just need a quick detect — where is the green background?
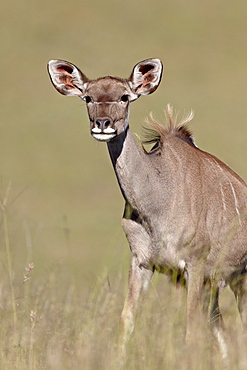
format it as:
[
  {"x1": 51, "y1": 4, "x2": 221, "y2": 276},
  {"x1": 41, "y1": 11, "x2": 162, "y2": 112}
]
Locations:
[
  {"x1": 1, "y1": 0, "x2": 246, "y2": 276},
  {"x1": 0, "y1": 1, "x2": 247, "y2": 367}
]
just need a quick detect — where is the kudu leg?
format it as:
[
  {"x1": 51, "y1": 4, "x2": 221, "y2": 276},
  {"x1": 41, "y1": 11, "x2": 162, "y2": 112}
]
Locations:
[
  {"x1": 207, "y1": 285, "x2": 228, "y2": 361},
  {"x1": 185, "y1": 263, "x2": 204, "y2": 342},
  {"x1": 119, "y1": 256, "x2": 153, "y2": 362},
  {"x1": 119, "y1": 215, "x2": 153, "y2": 359},
  {"x1": 187, "y1": 269, "x2": 228, "y2": 361},
  {"x1": 231, "y1": 272, "x2": 247, "y2": 327}
]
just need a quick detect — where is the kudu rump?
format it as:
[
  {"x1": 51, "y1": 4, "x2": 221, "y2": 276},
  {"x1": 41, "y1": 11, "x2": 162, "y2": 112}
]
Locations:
[{"x1": 48, "y1": 58, "x2": 247, "y2": 357}]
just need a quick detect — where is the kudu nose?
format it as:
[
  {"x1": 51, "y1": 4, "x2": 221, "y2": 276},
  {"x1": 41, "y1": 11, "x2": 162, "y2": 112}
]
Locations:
[{"x1": 95, "y1": 118, "x2": 111, "y2": 131}]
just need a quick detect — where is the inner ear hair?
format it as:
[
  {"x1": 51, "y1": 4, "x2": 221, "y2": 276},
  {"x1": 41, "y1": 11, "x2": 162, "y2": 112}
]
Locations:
[{"x1": 139, "y1": 63, "x2": 155, "y2": 76}]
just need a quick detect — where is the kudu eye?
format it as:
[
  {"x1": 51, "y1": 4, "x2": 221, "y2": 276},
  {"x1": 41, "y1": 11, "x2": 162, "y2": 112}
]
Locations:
[
  {"x1": 120, "y1": 95, "x2": 129, "y2": 102},
  {"x1": 84, "y1": 96, "x2": 92, "y2": 103}
]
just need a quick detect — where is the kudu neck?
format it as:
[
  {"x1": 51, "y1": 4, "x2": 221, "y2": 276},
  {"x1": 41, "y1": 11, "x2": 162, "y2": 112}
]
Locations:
[
  {"x1": 107, "y1": 125, "x2": 148, "y2": 201},
  {"x1": 107, "y1": 125, "x2": 144, "y2": 168}
]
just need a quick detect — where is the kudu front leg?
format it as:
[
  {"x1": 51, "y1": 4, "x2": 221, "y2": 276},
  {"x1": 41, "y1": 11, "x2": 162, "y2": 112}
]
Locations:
[
  {"x1": 119, "y1": 216, "x2": 153, "y2": 363},
  {"x1": 119, "y1": 256, "x2": 153, "y2": 361},
  {"x1": 185, "y1": 262, "x2": 205, "y2": 343}
]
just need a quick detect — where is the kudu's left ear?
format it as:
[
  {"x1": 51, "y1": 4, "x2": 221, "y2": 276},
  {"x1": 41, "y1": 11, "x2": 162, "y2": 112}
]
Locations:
[
  {"x1": 128, "y1": 58, "x2": 163, "y2": 100},
  {"x1": 47, "y1": 60, "x2": 89, "y2": 97}
]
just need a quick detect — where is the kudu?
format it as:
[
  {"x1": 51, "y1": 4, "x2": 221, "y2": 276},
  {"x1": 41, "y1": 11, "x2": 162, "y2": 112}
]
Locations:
[{"x1": 48, "y1": 58, "x2": 247, "y2": 359}]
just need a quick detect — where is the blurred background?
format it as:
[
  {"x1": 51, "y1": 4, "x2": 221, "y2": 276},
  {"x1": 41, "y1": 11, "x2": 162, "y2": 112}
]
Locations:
[{"x1": 1, "y1": 0, "x2": 247, "y2": 294}]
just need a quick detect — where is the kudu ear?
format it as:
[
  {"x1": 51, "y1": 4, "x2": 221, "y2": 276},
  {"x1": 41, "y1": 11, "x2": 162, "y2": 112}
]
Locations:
[
  {"x1": 47, "y1": 60, "x2": 89, "y2": 96},
  {"x1": 128, "y1": 58, "x2": 163, "y2": 100}
]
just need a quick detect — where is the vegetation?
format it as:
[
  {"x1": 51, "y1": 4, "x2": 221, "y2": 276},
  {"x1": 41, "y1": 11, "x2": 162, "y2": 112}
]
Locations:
[{"x1": 0, "y1": 0, "x2": 247, "y2": 368}]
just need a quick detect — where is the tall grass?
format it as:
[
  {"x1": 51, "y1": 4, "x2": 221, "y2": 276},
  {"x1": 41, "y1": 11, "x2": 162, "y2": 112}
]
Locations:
[
  {"x1": 0, "y1": 182, "x2": 18, "y2": 331},
  {"x1": 0, "y1": 191, "x2": 246, "y2": 370}
]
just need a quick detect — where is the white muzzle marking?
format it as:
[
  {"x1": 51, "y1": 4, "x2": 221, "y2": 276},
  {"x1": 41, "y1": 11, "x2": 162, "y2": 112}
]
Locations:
[
  {"x1": 92, "y1": 133, "x2": 116, "y2": 141},
  {"x1": 103, "y1": 127, "x2": 116, "y2": 134},
  {"x1": 91, "y1": 126, "x2": 116, "y2": 141},
  {"x1": 92, "y1": 127, "x2": 102, "y2": 134}
]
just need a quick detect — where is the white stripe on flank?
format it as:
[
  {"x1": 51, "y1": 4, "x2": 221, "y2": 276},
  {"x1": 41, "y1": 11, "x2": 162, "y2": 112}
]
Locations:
[
  {"x1": 220, "y1": 183, "x2": 227, "y2": 212},
  {"x1": 229, "y1": 182, "x2": 242, "y2": 225}
]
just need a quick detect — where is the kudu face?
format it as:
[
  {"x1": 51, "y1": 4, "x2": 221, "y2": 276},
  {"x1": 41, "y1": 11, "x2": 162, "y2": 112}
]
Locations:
[{"x1": 47, "y1": 59, "x2": 163, "y2": 141}]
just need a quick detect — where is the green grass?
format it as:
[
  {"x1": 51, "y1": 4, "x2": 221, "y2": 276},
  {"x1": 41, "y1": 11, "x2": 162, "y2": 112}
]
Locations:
[{"x1": 0, "y1": 0, "x2": 247, "y2": 368}]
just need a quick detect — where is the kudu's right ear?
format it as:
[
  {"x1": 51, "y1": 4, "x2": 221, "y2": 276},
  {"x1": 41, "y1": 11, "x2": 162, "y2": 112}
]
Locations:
[
  {"x1": 128, "y1": 58, "x2": 163, "y2": 100},
  {"x1": 47, "y1": 60, "x2": 89, "y2": 96}
]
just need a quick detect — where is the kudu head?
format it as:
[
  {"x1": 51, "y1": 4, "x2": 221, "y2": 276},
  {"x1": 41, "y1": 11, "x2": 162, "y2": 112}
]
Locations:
[{"x1": 47, "y1": 58, "x2": 163, "y2": 142}]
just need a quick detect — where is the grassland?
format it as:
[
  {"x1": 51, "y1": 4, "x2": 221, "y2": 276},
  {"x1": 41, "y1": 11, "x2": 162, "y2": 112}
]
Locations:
[{"x1": 0, "y1": 0, "x2": 247, "y2": 368}]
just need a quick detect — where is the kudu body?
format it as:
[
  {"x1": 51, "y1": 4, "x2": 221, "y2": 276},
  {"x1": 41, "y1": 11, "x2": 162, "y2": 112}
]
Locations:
[{"x1": 48, "y1": 58, "x2": 247, "y2": 357}]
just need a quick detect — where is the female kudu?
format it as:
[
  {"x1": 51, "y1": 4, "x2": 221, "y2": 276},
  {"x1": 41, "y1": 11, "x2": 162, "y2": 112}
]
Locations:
[{"x1": 48, "y1": 58, "x2": 247, "y2": 360}]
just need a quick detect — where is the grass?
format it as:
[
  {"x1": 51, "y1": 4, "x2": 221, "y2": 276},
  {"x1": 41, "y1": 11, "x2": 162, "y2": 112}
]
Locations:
[
  {"x1": 0, "y1": 187, "x2": 246, "y2": 369},
  {"x1": 0, "y1": 0, "x2": 247, "y2": 368},
  {"x1": 0, "y1": 224, "x2": 247, "y2": 370}
]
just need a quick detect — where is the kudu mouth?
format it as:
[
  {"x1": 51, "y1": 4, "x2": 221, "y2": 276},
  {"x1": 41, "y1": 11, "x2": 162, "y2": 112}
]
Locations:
[
  {"x1": 91, "y1": 117, "x2": 117, "y2": 142},
  {"x1": 91, "y1": 129, "x2": 117, "y2": 142}
]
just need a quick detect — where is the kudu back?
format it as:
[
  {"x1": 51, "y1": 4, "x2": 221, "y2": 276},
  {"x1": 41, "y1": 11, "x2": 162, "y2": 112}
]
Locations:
[{"x1": 48, "y1": 58, "x2": 247, "y2": 357}]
